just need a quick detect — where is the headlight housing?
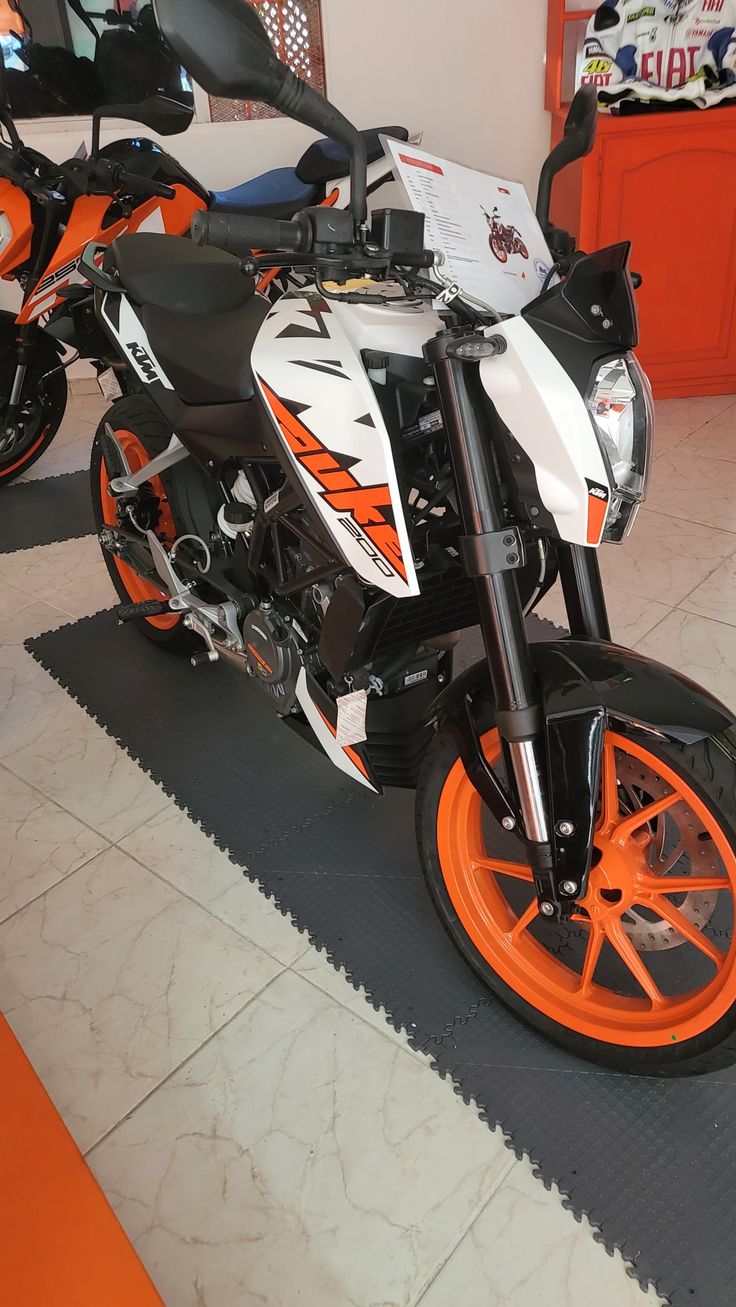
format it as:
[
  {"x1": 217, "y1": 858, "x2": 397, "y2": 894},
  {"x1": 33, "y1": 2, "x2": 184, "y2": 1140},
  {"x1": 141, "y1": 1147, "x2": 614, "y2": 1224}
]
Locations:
[{"x1": 586, "y1": 354, "x2": 653, "y2": 542}]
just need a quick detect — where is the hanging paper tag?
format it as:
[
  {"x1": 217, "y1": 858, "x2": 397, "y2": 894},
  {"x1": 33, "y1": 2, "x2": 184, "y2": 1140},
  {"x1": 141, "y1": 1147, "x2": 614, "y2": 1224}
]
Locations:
[
  {"x1": 98, "y1": 368, "x2": 123, "y2": 402},
  {"x1": 335, "y1": 690, "x2": 368, "y2": 747}
]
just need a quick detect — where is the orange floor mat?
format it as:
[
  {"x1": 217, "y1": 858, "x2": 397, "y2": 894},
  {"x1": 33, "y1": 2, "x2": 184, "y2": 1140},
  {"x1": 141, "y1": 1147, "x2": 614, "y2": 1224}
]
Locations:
[{"x1": 0, "y1": 1016, "x2": 163, "y2": 1306}]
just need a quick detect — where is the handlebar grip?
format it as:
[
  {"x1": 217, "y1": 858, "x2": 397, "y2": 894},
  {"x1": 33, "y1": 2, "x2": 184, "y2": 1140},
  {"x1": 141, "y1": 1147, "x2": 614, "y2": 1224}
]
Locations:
[
  {"x1": 192, "y1": 209, "x2": 306, "y2": 255},
  {"x1": 116, "y1": 169, "x2": 176, "y2": 200}
]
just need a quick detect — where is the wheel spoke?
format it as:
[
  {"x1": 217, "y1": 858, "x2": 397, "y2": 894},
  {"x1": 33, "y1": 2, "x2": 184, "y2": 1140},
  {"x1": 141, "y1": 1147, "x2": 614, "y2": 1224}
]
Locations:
[
  {"x1": 646, "y1": 894, "x2": 726, "y2": 967},
  {"x1": 640, "y1": 874, "x2": 729, "y2": 896},
  {"x1": 605, "y1": 918, "x2": 665, "y2": 1007},
  {"x1": 509, "y1": 898, "x2": 539, "y2": 941},
  {"x1": 578, "y1": 924, "x2": 605, "y2": 996},
  {"x1": 614, "y1": 791, "x2": 680, "y2": 844},
  {"x1": 600, "y1": 738, "x2": 620, "y2": 830},
  {"x1": 473, "y1": 857, "x2": 534, "y2": 883}
]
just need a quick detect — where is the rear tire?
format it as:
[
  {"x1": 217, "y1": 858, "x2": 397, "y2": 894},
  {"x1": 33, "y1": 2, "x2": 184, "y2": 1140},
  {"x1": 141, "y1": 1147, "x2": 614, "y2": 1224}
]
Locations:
[
  {"x1": 0, "y1": 325, "x2": 68, "y2": 486},
  {"x1": 417, "y1": 718, "x2": 736, "y2": 1076},
  {"x1": 90, "y1": 395, "x2": 199, "y2": 650}
]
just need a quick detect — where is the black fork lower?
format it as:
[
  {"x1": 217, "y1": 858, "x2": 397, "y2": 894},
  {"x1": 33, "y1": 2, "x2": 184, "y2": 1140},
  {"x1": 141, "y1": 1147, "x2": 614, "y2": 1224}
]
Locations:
[{"x1": 426, "y1": 326, "x2": 614, "y2": 918}]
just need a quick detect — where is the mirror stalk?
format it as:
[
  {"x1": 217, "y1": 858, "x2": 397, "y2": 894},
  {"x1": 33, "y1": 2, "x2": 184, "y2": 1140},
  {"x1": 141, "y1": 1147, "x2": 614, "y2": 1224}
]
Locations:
[{"x1": 274, "y1": 71, "x2": 368, "y2": 227}]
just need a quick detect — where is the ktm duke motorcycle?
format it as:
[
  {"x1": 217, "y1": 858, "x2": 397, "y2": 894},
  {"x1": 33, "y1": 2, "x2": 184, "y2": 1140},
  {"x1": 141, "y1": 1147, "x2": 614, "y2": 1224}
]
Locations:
[
  {"x1": 87, "y1": 0, "x2": 736, "y2": 1076},
  {"x1": 0, "y1": 84, "x2": 207, "y2": 485},
  {"x1": 0, "y1": 51, "x2": 406, "y2": 487},
  {"x1": 483, "y1": 205, "x2": 529, "y2": 264}
]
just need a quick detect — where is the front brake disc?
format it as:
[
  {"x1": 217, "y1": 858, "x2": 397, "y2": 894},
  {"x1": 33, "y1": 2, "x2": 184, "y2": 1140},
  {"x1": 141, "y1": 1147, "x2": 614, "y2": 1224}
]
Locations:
[{"x1": 617, "y1": 753, "x2": 721, "y2": 953}]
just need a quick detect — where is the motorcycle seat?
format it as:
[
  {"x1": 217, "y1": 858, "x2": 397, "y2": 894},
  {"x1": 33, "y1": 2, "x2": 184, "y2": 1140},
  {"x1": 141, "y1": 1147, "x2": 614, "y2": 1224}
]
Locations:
[
  {"x1": 211, "y1": 167, "x2": 319, "y2": 219},
  {"x1": 210, "y1": 125, "x2": 409, "y2": 218},
  {"x1": 106, "y1": 234, "x2": 255, "y2": 315},
  {"x1": 140, "y1": 294, "x2": 271, "y2": 405}
]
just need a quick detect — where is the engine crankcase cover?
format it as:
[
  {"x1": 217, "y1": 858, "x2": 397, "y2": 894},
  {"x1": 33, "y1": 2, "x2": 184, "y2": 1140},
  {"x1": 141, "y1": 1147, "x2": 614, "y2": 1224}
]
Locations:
[{"x1": 242, "y1": 606, "x2": 300, "y2": 716}]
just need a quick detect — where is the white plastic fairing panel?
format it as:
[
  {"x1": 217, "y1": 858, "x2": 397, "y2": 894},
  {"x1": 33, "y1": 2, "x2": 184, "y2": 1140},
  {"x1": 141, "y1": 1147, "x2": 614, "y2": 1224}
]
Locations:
[
  {"x1": 100, "y1": 292, "x2": 174, "y2": 390},
  {"x1": 480, "y1": 317, "x2": 612, "y2": 548},
  {"x1": 295, "y1": 669, "x2": 378, "y2": 791},
  {"x1": 253, "y1": 292, "x2": 421, "y2": 599}
]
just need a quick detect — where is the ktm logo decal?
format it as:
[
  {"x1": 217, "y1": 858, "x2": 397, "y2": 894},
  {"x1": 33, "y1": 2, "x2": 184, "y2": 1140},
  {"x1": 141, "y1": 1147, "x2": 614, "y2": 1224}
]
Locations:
[
  {"x1": 127, "y1": 342, "x2": 159, "y2": 383},
  {"x1": 586, "y1": 479, "x2": 610, "y2": 545},
  {"x1": 259, "y1": 378, "x2": 408, "y2": 583}
]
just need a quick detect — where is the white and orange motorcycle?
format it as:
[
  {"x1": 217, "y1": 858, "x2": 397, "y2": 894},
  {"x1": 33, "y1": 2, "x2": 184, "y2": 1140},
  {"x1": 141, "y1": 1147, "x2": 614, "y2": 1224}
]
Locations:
[{"x1": 86, "y1": 0, "x2": 736, "y2": 1077}]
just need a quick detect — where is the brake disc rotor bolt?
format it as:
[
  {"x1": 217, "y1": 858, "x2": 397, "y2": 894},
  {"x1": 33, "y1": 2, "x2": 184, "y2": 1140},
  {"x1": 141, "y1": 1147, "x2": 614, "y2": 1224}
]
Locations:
[{"x1": 540, "y1": 902, "x2": 555, "y2": 917}]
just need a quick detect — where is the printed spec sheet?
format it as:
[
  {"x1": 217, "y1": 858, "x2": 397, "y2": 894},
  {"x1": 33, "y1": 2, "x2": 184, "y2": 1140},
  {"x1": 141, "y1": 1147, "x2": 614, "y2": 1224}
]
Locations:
[{"x1": 382, "y1": 137, "x2": 556, "y2": 315}]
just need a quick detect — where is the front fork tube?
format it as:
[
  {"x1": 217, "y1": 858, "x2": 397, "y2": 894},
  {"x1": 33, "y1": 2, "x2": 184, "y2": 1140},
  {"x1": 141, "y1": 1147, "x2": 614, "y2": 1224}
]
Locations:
[
  {"x1": 427, "y1": 329, "x2": 556, "y2": 898},
  {"x1": 558, "y1": 543, "x2": 611, "y2": 642},
  {"x1": 4, "y1": 324, "x2": 39, "y2": 438}
]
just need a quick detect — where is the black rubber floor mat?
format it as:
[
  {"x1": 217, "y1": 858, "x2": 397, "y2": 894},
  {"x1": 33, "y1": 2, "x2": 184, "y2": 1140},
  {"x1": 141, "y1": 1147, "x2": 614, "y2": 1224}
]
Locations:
[
  {"x1": 27, "y1": 610, "x2": 734, "y2": 1306},
  {"x1": 0, "y1": 471, "x2": 94, "y2": 553}
]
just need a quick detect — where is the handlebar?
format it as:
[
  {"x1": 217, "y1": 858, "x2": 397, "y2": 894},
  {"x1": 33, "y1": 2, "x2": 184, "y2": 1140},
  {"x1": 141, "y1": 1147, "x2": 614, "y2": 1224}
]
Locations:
[
  {"x1": 191, "y1": 209, "x2": 307, "y2": 255},
  {"x1": 84, "y1": 157, "x2": 175, "y2": 200}
]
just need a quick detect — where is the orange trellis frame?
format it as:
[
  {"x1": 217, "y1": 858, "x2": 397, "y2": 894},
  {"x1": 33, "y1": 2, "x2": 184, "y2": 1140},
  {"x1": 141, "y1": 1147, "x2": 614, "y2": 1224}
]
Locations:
[{"x1": 546, "y1": 0, "x2": 597, "y2": 110}]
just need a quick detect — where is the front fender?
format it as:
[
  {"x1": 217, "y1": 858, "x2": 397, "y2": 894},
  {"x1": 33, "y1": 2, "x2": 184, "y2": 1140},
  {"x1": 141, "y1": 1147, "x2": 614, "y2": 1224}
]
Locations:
[
  {"x1": 432, "y1": 639, "x2": 736, "y2": 744},
  {"x1": 431, "y1": 639, "x2": 736, "y2": 912}
]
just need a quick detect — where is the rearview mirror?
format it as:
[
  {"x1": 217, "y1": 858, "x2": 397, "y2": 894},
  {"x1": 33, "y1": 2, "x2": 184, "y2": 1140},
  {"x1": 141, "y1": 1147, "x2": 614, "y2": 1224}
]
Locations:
[
  {"x1": 563, "y1": 85, "x2": 598, "y2": 157},
  {"x1": 91, "y1": 95, "x2": 194, "y2": 156},
  {"x1": 152, "y1": 0, "x2": 369, "y2": 224},
  {"x1": 535, "y1": 85, "x2": 598, "y2": 235},
  {"x1": 153, "y1": 0, "x2": 287, "y2": 105}
]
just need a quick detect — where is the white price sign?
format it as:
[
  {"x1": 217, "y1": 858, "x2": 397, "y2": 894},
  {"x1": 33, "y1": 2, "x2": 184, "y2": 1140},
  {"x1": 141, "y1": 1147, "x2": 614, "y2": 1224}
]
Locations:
[{"x1": 382, "y1": 137, "x2": 556, "y2": 315}]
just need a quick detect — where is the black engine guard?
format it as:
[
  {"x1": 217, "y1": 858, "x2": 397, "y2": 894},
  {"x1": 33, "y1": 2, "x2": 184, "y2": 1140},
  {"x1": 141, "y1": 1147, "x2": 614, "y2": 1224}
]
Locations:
[{"x1": 430, "y1": 639, "x2": 736, "y2": 912}]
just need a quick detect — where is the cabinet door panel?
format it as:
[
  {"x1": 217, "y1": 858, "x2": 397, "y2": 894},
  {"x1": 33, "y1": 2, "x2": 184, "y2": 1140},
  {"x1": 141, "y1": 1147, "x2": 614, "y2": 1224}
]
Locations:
[{"x1": 597, "y1": 127, "x2": 736, "y2": 391}]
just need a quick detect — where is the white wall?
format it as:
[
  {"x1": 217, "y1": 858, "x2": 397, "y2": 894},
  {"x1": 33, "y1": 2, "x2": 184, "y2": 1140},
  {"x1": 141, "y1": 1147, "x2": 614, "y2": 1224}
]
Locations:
[
  {"x1": 1, "y1": 0, "x2": 550, "y2": 315},
  {"x1": 18, "y1": 0, "x2": 551, "y2": 190}
]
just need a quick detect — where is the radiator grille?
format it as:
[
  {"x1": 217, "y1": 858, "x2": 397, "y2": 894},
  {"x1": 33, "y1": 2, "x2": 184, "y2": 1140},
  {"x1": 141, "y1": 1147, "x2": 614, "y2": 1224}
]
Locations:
[{"x1": 373, "y1": 573, "x2": 480, "y2": 657}]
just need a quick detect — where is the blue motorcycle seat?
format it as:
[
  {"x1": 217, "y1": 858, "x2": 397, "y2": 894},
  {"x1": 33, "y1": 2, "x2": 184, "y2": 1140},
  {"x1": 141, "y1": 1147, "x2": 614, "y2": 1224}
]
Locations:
[{"x1": 210, "y1": 167, "x2": 319, "y2": 219}]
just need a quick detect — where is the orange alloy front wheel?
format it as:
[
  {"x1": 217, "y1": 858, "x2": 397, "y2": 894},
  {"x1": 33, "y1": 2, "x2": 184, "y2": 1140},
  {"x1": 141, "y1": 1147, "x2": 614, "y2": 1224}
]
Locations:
[{"x1": 417, "y1": 722, "x2": 736, "y2": 1075}]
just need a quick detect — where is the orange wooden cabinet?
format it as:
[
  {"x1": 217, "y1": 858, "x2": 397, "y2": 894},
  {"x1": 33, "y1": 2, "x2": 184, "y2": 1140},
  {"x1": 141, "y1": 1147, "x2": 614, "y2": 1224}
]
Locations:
[{"x1": 547, "y1": 0, "x2": 736, "y2": 398}]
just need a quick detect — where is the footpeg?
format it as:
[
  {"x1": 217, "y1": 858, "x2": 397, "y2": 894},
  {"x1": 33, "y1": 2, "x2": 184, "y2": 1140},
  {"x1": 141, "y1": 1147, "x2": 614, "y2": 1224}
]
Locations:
[
  {"x1": 116, "y1": 599, "x2": 171, "y2": 624},
  {"x1": 100, "y1": 423, "x2": 131, "y2": 484}
]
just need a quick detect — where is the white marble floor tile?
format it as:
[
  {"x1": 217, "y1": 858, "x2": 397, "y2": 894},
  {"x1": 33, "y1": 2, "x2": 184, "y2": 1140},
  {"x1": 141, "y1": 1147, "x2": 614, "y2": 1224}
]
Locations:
[
  {"x1": 598, "y1": 508, "x2": 736, "y2": 607},
  {"x1": 679, "y1": 400, "x2": 736, "y2": 463},
  {"x1": 89, "y1": 969, "x2": 515, "y2": 1307},
  {"x1": 0, "y1": 767, "x2": 107, "y2": 922},
  {"x1": 645, "y1": 447, "x2": 736, "y2": 534},
  {"x1": 0, "y1": 643, "x2": 71, "y2": 758},
  {"x1": 0, "y1": 599, "x2": 71, "y2": 647},
  {"x1": 637, "y1": 610, "x2": 736, "y2": 710},
  {"x1": 537, "y1": 579, "x2": 671, "y2": 646},
  {"x1": 417, "y1": 1158, "x2": 664, "y2": 1306},
  {"x1": 19, "y1": 428, "x2": 96, "y2": 482},
  {"x1": 3, "y1": 696, "x2": 169, "y2": 840},
  {"x1": 121, "y1": 803, "x2": 311, "y2": 967},
  {"x1": 654, "y1": 394, "x2": 736, "y2": 439},
  {"x1": 1, "y1": 536, "x2": 115, "y2": 619},
  {"x1": 295, "y1": 944, "x2": 426, "y2": 1057},
  {"x1": 0, "y1": 845, "x2": 282, "y2": 1151},
  {"x1": 680, "y1": 554, "x2": 736, "y2": 626}
]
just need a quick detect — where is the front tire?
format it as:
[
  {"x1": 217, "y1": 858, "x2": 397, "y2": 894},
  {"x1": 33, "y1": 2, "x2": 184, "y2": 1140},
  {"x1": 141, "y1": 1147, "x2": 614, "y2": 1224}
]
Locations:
[
  {"x1": 417, "y1": 720, "x2": 736, "y2": 1076},
  {"x1": 0, "y1": 326, "x2": 68, "y2": 486}
]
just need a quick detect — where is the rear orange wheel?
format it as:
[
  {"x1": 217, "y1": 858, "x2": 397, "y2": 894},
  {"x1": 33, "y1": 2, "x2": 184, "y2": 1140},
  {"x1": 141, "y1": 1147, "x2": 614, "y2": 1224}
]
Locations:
[
  {"x1": 90, "y1": 396, "x2": 194, "y2": 648},
  {"x1": 97, "y1": 427, "x2": 180, "y2": 632},
  {"x1": 417, "y1": 723, "x2": 736, "y2": 1075}
]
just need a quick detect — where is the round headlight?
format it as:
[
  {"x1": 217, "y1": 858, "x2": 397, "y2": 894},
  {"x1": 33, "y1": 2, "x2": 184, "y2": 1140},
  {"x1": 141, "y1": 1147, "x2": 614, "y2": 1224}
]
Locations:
[{"x1": 586, "y1": 354, "x2": 654, "y2": 541}]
